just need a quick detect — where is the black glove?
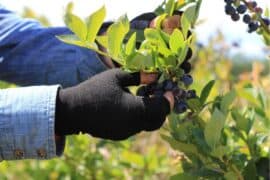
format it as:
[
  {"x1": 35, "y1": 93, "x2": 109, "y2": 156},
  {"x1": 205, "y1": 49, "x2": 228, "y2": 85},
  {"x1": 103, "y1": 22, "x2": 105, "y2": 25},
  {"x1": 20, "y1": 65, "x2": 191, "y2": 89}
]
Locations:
[{"x1": 55, "y1": 69, "x2": 170, "y2": 140}]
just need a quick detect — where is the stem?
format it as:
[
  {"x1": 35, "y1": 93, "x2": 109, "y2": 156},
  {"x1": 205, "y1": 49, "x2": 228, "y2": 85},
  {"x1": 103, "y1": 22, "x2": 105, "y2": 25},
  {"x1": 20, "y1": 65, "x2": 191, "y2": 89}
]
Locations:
[
  {"x1": 230, "y1": 164, "x2": 244, "y2": 180},
  {"x1": 94, "y1": 47, "x2": 124, "y2": 66}
]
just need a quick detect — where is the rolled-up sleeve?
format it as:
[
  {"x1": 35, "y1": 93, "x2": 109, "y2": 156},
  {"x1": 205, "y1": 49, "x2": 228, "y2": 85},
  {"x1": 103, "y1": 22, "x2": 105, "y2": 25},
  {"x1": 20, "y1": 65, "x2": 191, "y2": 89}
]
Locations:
[
  {"x1": 0, "y1": 5, "x2": 108, "y2": 88},
  {"x1": 0, "y1": 85, "x2": 63, "y2": 160}
]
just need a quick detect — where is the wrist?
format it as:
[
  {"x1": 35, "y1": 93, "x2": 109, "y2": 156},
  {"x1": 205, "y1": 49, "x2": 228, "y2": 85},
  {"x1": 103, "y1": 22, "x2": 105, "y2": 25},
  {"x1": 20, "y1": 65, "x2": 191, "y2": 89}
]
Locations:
[{"x1": 55, "y1": 88, "x2": 71, "y2": 135}]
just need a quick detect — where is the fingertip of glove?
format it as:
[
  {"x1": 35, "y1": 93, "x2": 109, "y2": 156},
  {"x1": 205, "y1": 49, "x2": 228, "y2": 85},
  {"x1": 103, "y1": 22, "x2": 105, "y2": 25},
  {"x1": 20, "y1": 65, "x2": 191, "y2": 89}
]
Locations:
[
  {"x1": 142, "y1": 96, "x2": 170, "y2": 131},
  {"x1": 161, "y1": 96, "x2": 171, "y2": 115},
  {"x1": 114, "y1": 69, "x2": 141, "y2": 86}
]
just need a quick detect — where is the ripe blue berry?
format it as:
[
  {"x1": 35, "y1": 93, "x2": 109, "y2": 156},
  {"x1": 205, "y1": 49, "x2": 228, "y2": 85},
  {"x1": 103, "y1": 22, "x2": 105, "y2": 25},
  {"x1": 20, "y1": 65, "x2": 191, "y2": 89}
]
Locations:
[
  {"x1": 184, "y1": 48, "x2": 193, "y2": 62},
  {"x1": 163, "y1": 80, "x2": 176, "y2": 91},
  {"x1": 180, "y1": 62, "x2": 191, "y2": 73},
  {"x1": 174, "y1": 100, "x2": 188, "y2": 114},
  {"x1": 173, "y1": 88, "x2": 186, "y2": 100},
  {"x1": 248, "y1": 1, "x2": 257, "y2": 9},
  {"x1": 263, "y1": 18, "x2": 270, "y2": 26},
  {"x1": 231, "y1": 13, "x2": 240, "y2": 21},
  {"x1": 255, "y1": 7, "x2": 263, "y2": 14},
  {"x1": 186, "y1": 90, "x2": 197, "y2": 99},
  {"x1": 243, "y1": 14, "x2": 251, "y2": 24},
  {"x1": 181, "y1": 74, "x2": 193, "y2": 86},
  {"x1": 224, "y1": 0, "x2": 234, "y2": 4},
  {"x1": 237, "y1": 4, "x2": 247, "y2": 14},
  {"x1": 248, "y1": 22, "x2": 259, "y2": 33},
  {"x1": 225, "y1": 4, "x2": 236, "y2": 15}
]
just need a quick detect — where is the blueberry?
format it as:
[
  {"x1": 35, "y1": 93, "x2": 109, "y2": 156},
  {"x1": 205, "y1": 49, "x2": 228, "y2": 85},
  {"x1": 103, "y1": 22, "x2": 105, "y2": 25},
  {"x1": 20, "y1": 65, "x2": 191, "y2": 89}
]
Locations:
[
  {"x1": 180, "y1": 62, "x2": 192, "y2": 73},
  {"x1": 184, "y1": 48, "x2": 193, "y2": 62},
  {"x1": 181, "y1": 74, "x2": 193, "y2": 86},
  {"x1": 174, "y1": 88, "x2": 186, "y2": 100},
  {"x1": 243, "y1": 14, "x2": 251, "y2": 24},
  {"x1": 186, "y1": 90, "x2": 197, "y2": 99},
  {"x1": 172, "y1": 87, "x2": 180, "y2": 96},
  {"x1": 237, "y1": 4, "x2": 247, "y2": 14},
  {"x1": 174, "y1": 100, "x2": 188, "y2": 114},
  {"x1": 224, "y1": 0, "x2": 234, "y2": 4},
  {"x1": 231, "y1": 13, "x2": 240, "y2": 21},
  {"x1": 263, "y1": 18, "x2": 270, "y2": 26},
  {"x1": 251, "y1": 1, "x2": 257, "y2": 8},
  {"x1": 255, "y1": 7, "x2": 263, "y2": 14},
  {"x1": 163, "y1": 80, "x2": 176, "y2": 91},
  {"x1": 248, "y1": 22, "x2": 259, "y2": 33},
  {"x1": 225, "y1": 4, "x2": 236, "y2": 15}
]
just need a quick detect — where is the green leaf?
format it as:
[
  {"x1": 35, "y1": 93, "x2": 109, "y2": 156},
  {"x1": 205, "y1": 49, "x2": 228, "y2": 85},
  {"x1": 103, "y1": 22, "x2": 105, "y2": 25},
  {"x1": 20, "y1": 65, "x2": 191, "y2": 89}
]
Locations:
[
  {"x1": 161, "y1": 135, "x2": 200, "y2": 157},
  {"x1": 86, "y1": 6, "x2": 106, "y2": 43},
  {"x1": 64, "y1": 13, "x2": 87, "y2": 41},
  {"x1": 177, "y1": 43, "x2": 189, "y2": 65},
  {"x1": 125, "y1": 32, "x2": 136, "y2": 55},
  {"x1": 144, "y1": 28, "x2": 172, "y2": 57},
  {"x1": 243, "y1": 160, "x2": 257, "y2": 180},
  {"x1": 211, "y1": 146, "x2": 228, "y2": 159},
  {"x1": 220, "y1": 90, "x2": 236, "y2": 115},
  {"x1": 187, "y1": 98, "x2": 202, "y2": 112},
  {"x1": 177, "y1": 35, "x2": 192, "y2": 65},
  {"x1": 182, "y1": 4, "x2": 197, "y2": 27},
  {"x1": 204, "y1": 109, "x2": 226, "y2": 149},
  {"x1": 264, "y1": 8, "x2": 270, "y2": 17},
  {"x1": 144, "y1": 28, "x2": 168, "y2": 48},
  {"x1": 236, "y1": 88, "x2": 260, "y2": 106},
  {"x1": 181, "y1": 11, "x2": 191, "y2": 38},
  {"x1": 224, "y1": 171, "x2": 238, "y2": 180},
  {"x1": 160, "y1": 30, "x2": 171, "y2": 44},
  {"x1": 170, "y1": 173, "x2": 197, "y2": 180},
  {"x1": 57, "y1": 34, "x2": 87, "y2": 47},
  {"x1": 125, "y1": 51, "x2": 154, "y2": 71},
  {"x1": 66, "y1": 2, "x2": 74, "y2": 14},
  {"x1": 165, "y1": 0, "x2": 175, "y2": 16},
  {"x1": 258, "y1": 89, "x2": 266, "y2": 109},
  {"x1": 231, "y1": 109, "x2": 250, "y2": 134},
  {"x1": 125, "y1": 29, "x2": 144, "y2": 44},
  {"x1": 107, "y1": 15, "x2": 129, "y2": 60},
  {"x1": 169, "y1": 29, "x2": 184, "y2": 54},
  {"x1": 200, "y1": 80, "x2": 215, "y2": 104},
  {"x1": 96, "y1": 35, "x2": 108, "y2": 48},
  {"x1": 121, "y1": 150, "x2": 145, "y2": 168},
  {"x1": 192, "y1": 128, "x2": 211, "y2": 153},
  {"x1": 153, "y1": 14, "x2": 168, "y2": 29},
  {"x1": 194, "y1": 0, "x2": 202, "y2": 27}
]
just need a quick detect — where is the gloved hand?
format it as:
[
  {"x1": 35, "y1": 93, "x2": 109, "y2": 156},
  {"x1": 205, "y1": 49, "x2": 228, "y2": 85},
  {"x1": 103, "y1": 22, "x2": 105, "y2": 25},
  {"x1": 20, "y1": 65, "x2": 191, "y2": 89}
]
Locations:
[{"x1": 55, "y1": 69, "x2": 173, "y2": 140}]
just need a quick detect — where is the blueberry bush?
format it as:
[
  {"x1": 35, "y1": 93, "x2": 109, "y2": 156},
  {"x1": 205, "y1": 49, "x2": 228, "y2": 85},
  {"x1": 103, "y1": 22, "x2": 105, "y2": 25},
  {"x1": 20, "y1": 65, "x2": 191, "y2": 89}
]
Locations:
[{"x1": 0, "y1": 0, "x2": 269, "y2": 179}]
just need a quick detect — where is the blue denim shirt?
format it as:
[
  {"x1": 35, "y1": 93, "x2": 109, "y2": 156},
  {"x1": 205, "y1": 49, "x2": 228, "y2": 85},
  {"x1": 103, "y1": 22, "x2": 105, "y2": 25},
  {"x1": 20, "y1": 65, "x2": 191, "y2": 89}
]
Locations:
[{"x1": 0, "y1": 6, "x2": 107, "y2": 160}]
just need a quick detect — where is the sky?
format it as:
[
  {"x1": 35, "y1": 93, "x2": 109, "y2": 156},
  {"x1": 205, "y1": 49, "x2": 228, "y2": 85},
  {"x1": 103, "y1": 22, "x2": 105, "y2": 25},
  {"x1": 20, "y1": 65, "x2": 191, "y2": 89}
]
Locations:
[{"x1": 1, "y1": 0, "x2": 270, "y2": 58}]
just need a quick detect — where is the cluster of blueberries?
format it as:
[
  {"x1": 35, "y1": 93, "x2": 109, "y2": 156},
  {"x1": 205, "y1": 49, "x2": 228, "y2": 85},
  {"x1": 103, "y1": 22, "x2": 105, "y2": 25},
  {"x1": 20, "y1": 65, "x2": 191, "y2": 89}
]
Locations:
[
  {"x1": 137, "y1": 49, "x2": 197, "y2": 114},
  {"x1": 224, "y1": 0, "x2": 270, "y2": 33}
]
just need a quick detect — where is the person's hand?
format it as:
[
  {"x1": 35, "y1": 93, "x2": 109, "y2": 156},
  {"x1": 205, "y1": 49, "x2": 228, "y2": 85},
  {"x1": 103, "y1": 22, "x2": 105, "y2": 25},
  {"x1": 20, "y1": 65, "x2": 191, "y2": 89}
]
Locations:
[
  {"x1": 150, "y1": 14, "x2": 181, "y2": 34},
  {"x1": 55, "y1": 69, "x2": 174, "y2": 140}
]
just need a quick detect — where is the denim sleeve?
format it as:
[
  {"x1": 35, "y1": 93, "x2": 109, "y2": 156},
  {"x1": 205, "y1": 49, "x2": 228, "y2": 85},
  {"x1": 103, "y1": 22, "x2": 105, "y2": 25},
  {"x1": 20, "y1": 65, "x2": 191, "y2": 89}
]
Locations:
[
  {"x1": 0, "y1": 6, "x2": 107, "y2": 88},
  {"x1": 0, "y1": 85, "x2": 62, "y2": 161}
]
